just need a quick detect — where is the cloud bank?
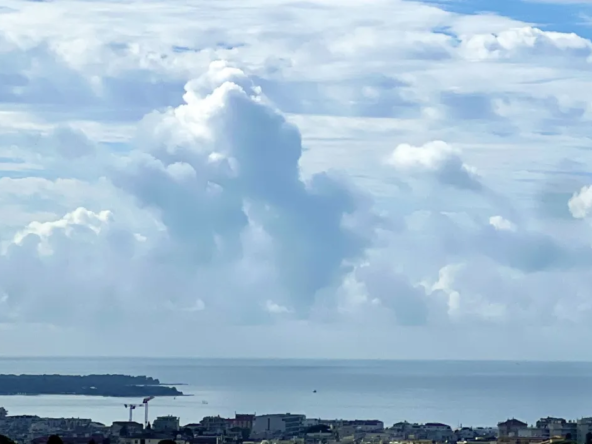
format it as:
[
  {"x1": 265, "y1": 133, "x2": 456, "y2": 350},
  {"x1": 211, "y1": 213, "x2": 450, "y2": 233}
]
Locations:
[{"x1": 0, "y1": 0, "x2": 592, "y2": 359}]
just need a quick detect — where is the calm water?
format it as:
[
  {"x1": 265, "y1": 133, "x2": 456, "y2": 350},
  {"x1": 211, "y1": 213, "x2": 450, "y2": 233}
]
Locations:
[{"x1": 0, "y1": 358, "x2": 591, "y2": 427}]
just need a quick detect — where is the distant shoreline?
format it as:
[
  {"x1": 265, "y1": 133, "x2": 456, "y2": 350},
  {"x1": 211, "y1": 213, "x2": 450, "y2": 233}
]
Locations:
[
  {"x1": 3, "y1": 393, "x2": 193, "y2": 397},
  {"x1": 0, "y1": 374, "x2": 184, "y2": 398}
]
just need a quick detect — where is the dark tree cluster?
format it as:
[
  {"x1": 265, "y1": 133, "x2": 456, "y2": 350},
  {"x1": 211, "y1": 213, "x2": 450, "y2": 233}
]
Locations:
[
  {"x1": 0, "y1": 434, "x2": 16, "y2": 444},
  {"x1": 303, "y1": 425, "x2": 332, "y2": 434},
  {"x1": 47, "y1": 436, "x2": 63, "y2": 444},
  {"x1": 45, "y1": 435, "x2": 108, "y2": 444},
  {"x1": 0, "y1": 374, "x2": 182, "y2": 397}
]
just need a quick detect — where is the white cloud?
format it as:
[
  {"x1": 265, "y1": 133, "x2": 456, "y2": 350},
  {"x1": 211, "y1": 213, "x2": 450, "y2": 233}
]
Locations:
[
  {"x1": 387, "y1": 140, "x2": 482, "y2": 190},
  {"x1": 428, "y1": 263, "x2": 507, "y2": 321},
  {"x1": 265, "y1": 300, "x2": 292, "y2": 314},
  {"x1": 0, "y1": 0, "x2": 592, "y2": 359},
  {"x1": 489, "y1": 215, "x2": 517, "y2": 232},
  {"x1": 459, "y1": 27, "x2": 592, "y2": 62},
  {"x1": 568, "y1": 185, "x2": 592, "y2": 219},
  {"x1": 12, "y1": 207, "x2": 112, "y2": 255}
]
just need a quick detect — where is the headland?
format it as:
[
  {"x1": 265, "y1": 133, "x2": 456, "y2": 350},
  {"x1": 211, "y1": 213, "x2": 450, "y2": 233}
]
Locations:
[{"x1": 0, "y1": 374, "x2": 183, "y2": 397}]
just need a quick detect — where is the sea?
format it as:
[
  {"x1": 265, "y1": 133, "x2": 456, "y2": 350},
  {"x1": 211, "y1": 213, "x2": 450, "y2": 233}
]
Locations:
[{"x1": 0, "y1": 358, "x2": 591, "y2": 428}]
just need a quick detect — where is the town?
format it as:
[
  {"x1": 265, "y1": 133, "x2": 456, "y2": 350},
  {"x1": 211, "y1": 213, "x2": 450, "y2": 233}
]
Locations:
[{"x1": 1, "y1": 407, "x2": 591, "y2": 444}]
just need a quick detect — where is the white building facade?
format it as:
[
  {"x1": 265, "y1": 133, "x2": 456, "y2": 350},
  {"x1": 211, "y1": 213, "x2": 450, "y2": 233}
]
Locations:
[{"x1": 251, "y1": 414, "x2": 305, "y2": 437}]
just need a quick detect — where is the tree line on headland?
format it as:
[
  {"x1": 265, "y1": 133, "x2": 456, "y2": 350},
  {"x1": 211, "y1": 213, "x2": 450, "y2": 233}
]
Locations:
[{"x1": 0, "y1": 374, "x2": 183, "y2": 397}]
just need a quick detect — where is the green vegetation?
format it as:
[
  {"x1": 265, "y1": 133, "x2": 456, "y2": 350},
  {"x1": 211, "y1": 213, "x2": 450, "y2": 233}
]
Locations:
[{"x1": 0, "y1": 374, "x2": 183, "y2": 397}]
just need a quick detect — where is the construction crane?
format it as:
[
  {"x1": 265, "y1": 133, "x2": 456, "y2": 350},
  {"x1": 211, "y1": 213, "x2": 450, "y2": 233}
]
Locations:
[
  {"x1": 124, "y1": 403, "x2": 140, "y2": 422},
  {"x1": 142, "y1": 396, "x2": 155, "y2": 427}
]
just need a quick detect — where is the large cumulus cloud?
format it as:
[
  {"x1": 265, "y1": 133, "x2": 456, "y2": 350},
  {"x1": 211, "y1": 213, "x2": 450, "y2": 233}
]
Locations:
[
  {"x1": 2, "y1": 55, "x2": 592, "y2": 354},
  {"x1": 2, "y1": 0, "x2": 592, "y2": 358},
  {"x1": 0, "y1": 62, "x2": 374, "y2": 327},
  {"x1": 118, "y1": 62, "x2": 373, "y2": 312}
]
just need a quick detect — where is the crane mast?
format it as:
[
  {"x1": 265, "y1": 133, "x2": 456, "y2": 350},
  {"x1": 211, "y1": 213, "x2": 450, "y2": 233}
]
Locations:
[
  {"x1": 123, "y1": 397, "x2": 156, "y2": 427},
  {"x1": 123, "y1": 404, "x2": 139, "y2": 422},
  {"x1": 143, "y1": 396, "x2": 155, "y2": 427}
]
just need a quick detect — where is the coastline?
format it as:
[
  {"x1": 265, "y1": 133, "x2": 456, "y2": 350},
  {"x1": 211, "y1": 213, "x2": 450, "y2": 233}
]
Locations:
[
  {"x1": 0, "y1": 357, "x2": 590, "y2": 427},
  {"x1": 0, "y1": 374, "x2": 184, "y2": 398}
]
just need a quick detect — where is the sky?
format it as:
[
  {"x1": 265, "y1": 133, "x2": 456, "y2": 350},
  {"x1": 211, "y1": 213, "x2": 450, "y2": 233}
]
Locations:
[{"x1": 1, "y1": 0, "x2": 592, "y2": 360}]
